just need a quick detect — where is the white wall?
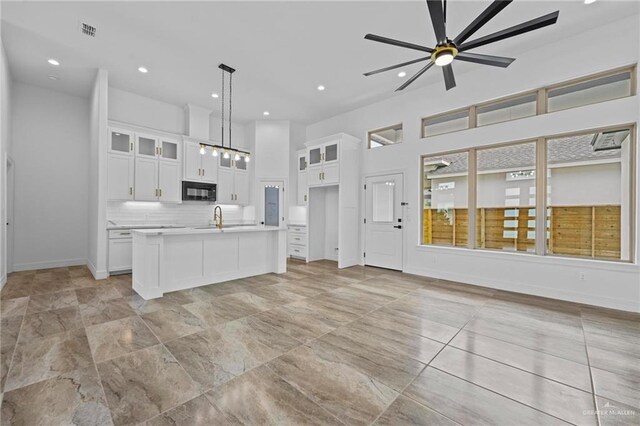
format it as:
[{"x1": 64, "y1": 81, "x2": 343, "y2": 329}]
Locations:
[
  {"x1": 0, "y1": 39, "x2": 12, "y2": 285},
  {"x1": 11, "y1": 82, "x2": 89, "y2": 270},
  {"x1": 88, "y1": 69, "x2": 109, "y2": 278},
  {"x1": 109, "y1": 87, "x2": 185, "y2": 135},
  {"x1": 305, "y1": 15, "x2": 640, "y2": 312}
]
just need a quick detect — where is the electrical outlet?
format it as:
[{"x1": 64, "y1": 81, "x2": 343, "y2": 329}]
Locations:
[{"x1": 579, "y1": 272, "x2": 586, "y2": 281}]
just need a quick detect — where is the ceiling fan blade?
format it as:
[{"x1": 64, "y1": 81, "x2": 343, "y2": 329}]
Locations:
[
  {"x1": 364, "y1": 34, "x2": 433, "y2": 53},
  {"x1": 442, "y1": 64, "x2": 456, "y2": 90},
  {"x1": 455, "y1": 52, "x2": 515, "y2": 68},
  {"x1": 453, "y1": 0, "x2": 513, "y2": 46},
  {"x1": 364, "y1": 57, "x2": 431, "y2": 76},
  {"x1": 426, "y1": 0, "x2": 447, "y2": 44},
  {"x1": 459, "y1": 11, "x2": 559, "y2": 52},
  {"x1": 395, "y1": 61, "x2": 435, "y2": 91}
]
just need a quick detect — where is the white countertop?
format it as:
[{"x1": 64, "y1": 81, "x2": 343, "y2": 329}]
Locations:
[{"x1": 132, "y1": 225, "x2": 285, "y2": 236}]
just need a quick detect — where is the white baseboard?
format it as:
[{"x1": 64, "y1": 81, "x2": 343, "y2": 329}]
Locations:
[
  {"x1": 0, "y1": 274, "x2": 6, "y2": 290},
  {"x1": 86, "y1": 259, "x2": 108, "y2": 280},
  {"x1": 12, "y1": 258, "x2": 87, "y2": 272},
  {"x1": 404, "y1": 265, "x2": 640, "y2": 313}
]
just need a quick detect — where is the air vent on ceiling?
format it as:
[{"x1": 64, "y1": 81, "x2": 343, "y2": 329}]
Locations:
[{"x1": 79, "y1": 22, "x2": 97, "y2": 38}]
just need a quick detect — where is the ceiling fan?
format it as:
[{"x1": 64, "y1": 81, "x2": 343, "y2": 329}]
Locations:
[{"x1": 363, "y1": 0, "x2": 559, "y2": 91}]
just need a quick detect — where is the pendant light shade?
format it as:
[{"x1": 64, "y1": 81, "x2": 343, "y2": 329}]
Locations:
[
  {"x1": 212, "y1": 147, "x2": 218, "y2": 157},
  {"x1": 223, "y1": 150, "x2": 230, "y2": 159},
  {"x1": 244, "y1": 154, "x2": 250, "y2": 162},
  {"x1": 199, "y1": 145, "x2": 206, "y2": 155}
]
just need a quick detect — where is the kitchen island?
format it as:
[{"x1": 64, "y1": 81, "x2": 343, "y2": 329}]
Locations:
[{"x1": 132, "y1": 226, "x2": 287, "y2": 299}]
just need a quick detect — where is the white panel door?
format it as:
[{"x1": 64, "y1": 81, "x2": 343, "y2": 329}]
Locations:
[
  {"x1": 201, "y1": 151, "x2": 218, "y2": 183},
  {"x1": 234, "y1": 171, "x2": 250, "y2": 206},
  {"x1": 183, "y1": 142, "x2": 202, "y2": 182},
  {"x1": 365, "y1": 173, "x2": 404, "y2": 270},
  {"x1": 158, "y1": 161, "x2": 181, "y2": 203},
  {"x1": 107, "y1": 153, "x2": 134, "y2": 200},
  {"x1": 297, "y1": 171, "x2": 307, "y2": 205},
  {"x1": 217, "y1": 168, "x2": 234, "y2": 204},
  {"x1": 134, "y1": 157, "x2": 159, "y2": 201},
  {"x1": 322, "y1": 163, "x2": 339, "y2": 186},
  {"x1": 307, "y1": 166, "x2": 322, "y2": 187}
]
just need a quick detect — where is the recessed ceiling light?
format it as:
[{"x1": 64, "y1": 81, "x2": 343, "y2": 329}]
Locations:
[
  {"x1": 317, "y1": 85, "x2": 325, "y2": 91},
  {"x1": 48, "y1": 75, "x2": 58, "y2": 81},
  {"x1": 584, "y1": 0, "x2": 596, "y2": 4},
  {"x1": 263, "y1": 111, "x2": 270, "y2": 116},
  {"x1": 138, "y1": 66, "x2": 148, "y2": 73},
  {"x1": 211, "y1": 92, "x2": 219, "y2": 98},
  {"x1": 48, "y1": 59, "x2": 60, "y2": 66},
  {"x1": 398, "y1": 71, "x2": 407, "y2": 78}
]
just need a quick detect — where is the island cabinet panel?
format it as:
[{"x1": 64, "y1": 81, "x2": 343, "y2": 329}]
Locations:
[{"x1": 133, "y1": 228, "x2": 287, "y2": 299}]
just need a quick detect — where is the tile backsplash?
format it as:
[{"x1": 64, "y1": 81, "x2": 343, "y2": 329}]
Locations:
[{"x1": 107, "y1": 201, "x2": 255, "y2": 226}]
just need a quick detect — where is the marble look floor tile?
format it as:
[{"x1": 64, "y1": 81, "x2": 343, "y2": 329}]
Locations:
[
  {"x1": 374, "y1": 395, "x2": 458, "y2": 426},
  {"x1": 79, "y1": 297, "x2": 137, "y2": 327},
  {"x1": 1, "y1": 366, "x2": 113, "y2": 426},
  {"x1": 205, "y1": 365, "x2": 342, "y2": 425},
  {"x1": 266, "y1": 281, "x2": 328, "y2": 298},
  {"x1": 450, "y1": 330, "x2": 592, "y2": 392},
  {"x1": 26, "y1": 290, "x2": 78, "y2": 314},
  {"x1": 220, "y1": 291, "x2": 279, "y2": 313},
  {"x1": 267, "y1": 344, "x2": 398, "y2": 426},
  {"x1": 364, "y1": 308, "x2": 460, "y2": 344},
  {"x1": 75, "y1": 284, "x2": 121, "y2": 305},
  {"x1": 252, "y1": 299, "x2": 355, "y2": 343},
  {"x1": 388, "y1": 297, "x2": 479, "y2": 328},
  {"x1": 141, "y1": 305, "x2": 206, "y2": 342},
  {"x1": 464, "y1": 314, "x2": 589, "y2": 364},
  {"x1": 0, "y1": 282, "x2": 33, "y2": 301},
  {"x1": 0, "y1": 297, "x2": 28, "y2": 319},
  {"x1": 161, "y1": 288, "x2": 202, "y2": 305},
  {"x1": 338, "y1": 318, "x2": 444, "y2": 365},
  {"x1": 0, "y1": 345, "x2": 15, "y2": 392},
  {"x1": 413, "y1": 285, "x2": 491, "y2": 307},
  {"x1": 328, "y1": 285, "x2": 397, "y2": 306},
  {"x1": 145, "y1": 394, "x2": 230, "y2": 426},
  {"x1": 86, "y1": 316, "x2": 159, "y2": 363},
  {"x1": 595, "y1": 396, "x2": 640, "y2": 426},
  {"x1": 311, "y1": 335, "x2": 426, "y2": 392},
  {"x1": 126, "y1": 293, "x2": 179, "y2": 314},
  {"x1": 20, "y1": 306, "x2": 84, "y2": 340},
  {"x1": 97, "y1": 344, "x2": 200, "y2": 425},
  {"x1": 111, "y1": 280, "x2": 135, "y2": 298},
  {"x1": 0, "y1": 316, "x2": 23, "y2": 350},
  {"x1": 5, "y1": 328, "x2": 93, "y2": 391},
  {"x1": 592, "y1": 367, "x2": 640, "y2": 409},
  {"x1": 312, "y1": 291, "x2": 380, "y2": 317},
  {"x1": 430, "y1": 346, "x2": 596, "y2": 425},
  {"x1": 582, "y1": 309, "x2": 640, "y2": 357},
  {"x1": 182, "y1": 299, "x2": 249, "y2": 329},
  {"x1": 165, "y1": 317, "x2": 300, "y2": 389},
  {"x1": 404, "y1": 367, "x2": 567, "y2": 426},
  {"x1": 348, "y1": 279, "x2": 416, "y2": 300},
  {"x1": 587, "y1": 345, "x2": 640, "y2": 382},
  {"x1": 248, "y1": 284, "x2": 308, "y2": 305}
]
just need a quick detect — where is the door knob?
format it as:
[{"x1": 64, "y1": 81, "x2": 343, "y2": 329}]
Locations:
[{"x1": 393, "y1": 225, "x2": 402, "y2": 229}]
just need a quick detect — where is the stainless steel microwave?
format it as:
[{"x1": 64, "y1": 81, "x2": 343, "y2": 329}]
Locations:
[{"x1": 182, "y1": 181, "x2": 216, "y2": 202}]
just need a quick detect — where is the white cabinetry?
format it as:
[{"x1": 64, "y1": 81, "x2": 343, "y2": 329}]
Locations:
[
  {"x1": 288, "y1": 225, "x2": 307, "y2": 260},
  {"x1": 134, "y1": 134, "x2": 181, "y2": 202},
  {"x1": 217, "y1": 155, "x2": 250, "y2": 205},
  {"x1": 107, "y1": 125, "x2": 182, "y2": 203},
  {"x1": 305, "y1": 133, "x2": 360, "y2": 268},
  {"x1": 108, "y1": 230, "x2": 133, "y2": 273},
  {"x1": 307, "y1": 140, "x2": 339, "y2": 187},
  {"x1": 296, "y1": 150, "x2": 307, "y2": 205},
  {"x1": 183, "y1": 140, "x2": 217, "y2": 183}
]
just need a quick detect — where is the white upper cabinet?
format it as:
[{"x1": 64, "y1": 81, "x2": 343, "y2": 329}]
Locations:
[
  {"x1": 306, "y1": 139, "x2": 340, "y2": 187},
  {"x1": 159, "y1": 137, "x2": 180, "y2": 163},
  {"x1": 217, "y1": 155, "x2": 250, "y2": 205},
  {"x1": 183, "y1": 140, "x2": 217, "y2": 183},
  {"x1": 109, "y1": 128, "x2": 134, "y2": 155},
  {"x1": 296, "y1": 150, "x2": 307, "y2": 205},
  {"x1": 134, "y1": 157, "x2": 159, "y2": 201},
  {"x1": 136, "y1": 134, "x2": 159, "y2": 159},
  {"x1": 158, "y1": 162, "x2": 181, "y2": 202}
]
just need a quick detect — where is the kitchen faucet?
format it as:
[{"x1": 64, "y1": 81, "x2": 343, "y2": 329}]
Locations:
[{"x1": 213, "y1": 206, "x2": 223, "y2": 229}]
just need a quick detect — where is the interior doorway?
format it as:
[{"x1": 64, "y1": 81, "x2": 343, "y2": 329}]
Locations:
[
  {"x1": 364, "y1": 173, "x2": 404, "y2": 270},
  {"x1": 258, "y1": 180, "x2": 285, "y2": 227}
]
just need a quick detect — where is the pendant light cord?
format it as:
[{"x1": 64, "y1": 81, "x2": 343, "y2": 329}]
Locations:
[
  {"x1": 229, "y1": 72, "x2": 233, "y2": 150},
  {"x1": 221, "y1": 71, "x2": 225, "y2": 148}
]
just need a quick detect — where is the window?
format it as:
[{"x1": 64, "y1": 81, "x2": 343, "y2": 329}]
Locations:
[
  {"x1": 422, "y1": 152, "x2": 468, "y2": 247},
  {"x1": 546, "y1": 128, "x2": 632, "y2": 261},
  {"x1": 422, "y1": 109, "x2": 469, "y2": 138},
  {"x1": 547, "y1": 70, "x2": 633, "y2": 113},
  {"x1": 476, "y1": 142, "x2": 537, "y2": 253},
  {"x1": 368, "y1": 124, "x2": 403, "y2": 149},
  {"x1": 476, "y1": 93, "x2": 537, "y2": 127}
]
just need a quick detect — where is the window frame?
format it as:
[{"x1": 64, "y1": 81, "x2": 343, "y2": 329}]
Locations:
[
  {"x1": 419, "y1": 123, "x2": 637, "y2": 264},
  {"x1": 419, "y1": 65, "x2": 636, "y2": 139},
  {"x1": 367, "y1": 123, "x2": 403, "y2": 149}
]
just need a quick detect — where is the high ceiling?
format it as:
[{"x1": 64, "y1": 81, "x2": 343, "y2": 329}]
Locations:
[{"x1": 1, "y1": 1, "x2": 637, "y2": 124}]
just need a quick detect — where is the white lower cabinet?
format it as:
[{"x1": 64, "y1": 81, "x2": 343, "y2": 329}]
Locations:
[
  {"x1": 107, "y1": 153, "x2": 134, "y2": 200},
  {"x1": 108, "y1": 230, "x2": 133, "y2": 273},
  {"x1": 288, "y1": 225, "x2": 307, "y2": 260}
]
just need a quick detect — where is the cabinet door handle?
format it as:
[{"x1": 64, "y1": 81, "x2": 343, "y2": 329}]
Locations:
[
  {"x1": 304, "y1": 194, "x2": 307, "y2": 202},
  {"x1": 130, "y1": 142, "x2": 133, "y2": 151},
  {"x1": 155, "y1": 189, "x2": 158, "y2": 197},
  {"x1": 159, "y1": 147, "x2": 162, "y2": 156},
  {"x1": 129, "y1": 187, "x2": 133, "y2": 196},
  {"x1": 159, "y1": 188, "x2": 162, "y2": 197}
]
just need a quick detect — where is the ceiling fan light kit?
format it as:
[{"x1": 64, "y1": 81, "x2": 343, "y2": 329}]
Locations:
[{"x1": 363, "y1": 0, "x2": 560, "y2": 91}]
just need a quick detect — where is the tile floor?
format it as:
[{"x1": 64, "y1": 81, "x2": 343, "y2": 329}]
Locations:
[{"x1": 0, "y1": 260, "x2": 638, "y2": 425}]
